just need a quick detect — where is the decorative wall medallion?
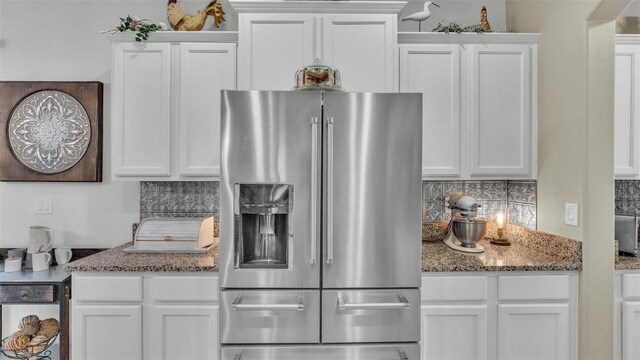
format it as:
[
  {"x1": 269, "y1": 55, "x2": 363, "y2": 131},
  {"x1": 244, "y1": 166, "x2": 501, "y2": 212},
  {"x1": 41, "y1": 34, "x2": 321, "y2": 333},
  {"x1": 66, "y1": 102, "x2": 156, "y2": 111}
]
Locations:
[
  {"x1": 8, "y1": 91, "x2": 91, "y2": 174},
  {"x1": 0, "y1": 82, "x2": 103, "y2": 182}
]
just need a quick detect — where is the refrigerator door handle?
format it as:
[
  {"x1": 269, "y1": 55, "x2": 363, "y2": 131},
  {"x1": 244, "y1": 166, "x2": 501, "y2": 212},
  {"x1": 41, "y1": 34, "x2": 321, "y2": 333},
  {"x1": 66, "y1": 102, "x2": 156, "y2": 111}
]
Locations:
[
  {"x1": 336, "y1": 292, "x2": 411, "y2": 310},
  {"x1": 326, "y1": 117, "x2": 334, "y2": 264},
  {"x1": 310, "y1": 117, "x2": 319, "y2": 264},
  {"x1": 231, "y1": 293, "x2": 305, "y2": 311}
]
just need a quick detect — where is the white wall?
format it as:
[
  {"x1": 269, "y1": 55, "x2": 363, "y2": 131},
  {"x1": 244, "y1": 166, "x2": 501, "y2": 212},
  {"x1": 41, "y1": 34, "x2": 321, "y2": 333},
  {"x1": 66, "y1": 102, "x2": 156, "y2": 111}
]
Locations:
[
  {"x1": 507, "y1": 0, "x2": 622, "y2": 358},
  {"x1": 398, "y1": 0, "x2": 506, "y2": 32}
]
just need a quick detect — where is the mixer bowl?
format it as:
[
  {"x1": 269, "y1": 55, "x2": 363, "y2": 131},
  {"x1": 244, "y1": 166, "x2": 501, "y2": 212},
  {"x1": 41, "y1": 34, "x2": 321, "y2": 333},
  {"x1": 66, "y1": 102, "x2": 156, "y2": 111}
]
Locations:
[{"x1": 452, "y1": 219, "x2": 488, "y2": 248}]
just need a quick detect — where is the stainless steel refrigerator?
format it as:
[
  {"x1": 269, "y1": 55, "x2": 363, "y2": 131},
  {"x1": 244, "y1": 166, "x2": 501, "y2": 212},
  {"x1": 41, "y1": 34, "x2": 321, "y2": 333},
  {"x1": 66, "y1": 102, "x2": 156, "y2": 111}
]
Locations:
[{"x1": 219, "y1": 90, "x2": 422, "y2": 360}]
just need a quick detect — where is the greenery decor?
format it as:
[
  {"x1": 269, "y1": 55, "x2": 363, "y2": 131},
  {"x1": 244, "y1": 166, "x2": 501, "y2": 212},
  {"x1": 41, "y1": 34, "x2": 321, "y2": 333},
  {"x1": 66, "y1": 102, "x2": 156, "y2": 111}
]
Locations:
[
  {"x1": 106, "y1": 16, "x2": 169, "y2": 41},
  {"x1": 432, "y1": 22, "x2": 490, "y2": 34}
]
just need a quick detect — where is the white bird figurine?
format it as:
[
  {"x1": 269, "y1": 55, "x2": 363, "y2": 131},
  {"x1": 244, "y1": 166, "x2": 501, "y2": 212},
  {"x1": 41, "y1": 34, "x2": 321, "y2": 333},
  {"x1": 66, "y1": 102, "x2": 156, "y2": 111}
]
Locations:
[{"x1": 401, "y1": 1, "x2": 440, "y2": 32}]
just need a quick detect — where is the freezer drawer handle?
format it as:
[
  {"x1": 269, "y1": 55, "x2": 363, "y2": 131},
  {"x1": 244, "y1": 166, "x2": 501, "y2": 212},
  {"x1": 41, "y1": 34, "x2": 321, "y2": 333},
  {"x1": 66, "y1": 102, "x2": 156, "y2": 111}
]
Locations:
[
  {"x1": 230, "y1": 293, "x2": 304, "y2": 311},
  {"x1": 398, "y1": 350, "x2": 409, "y2": 360},
  {"x1": 326, "y1": 117, "x2": 334, "y2": 264},
  {"x1": 310, "y1": 117, "x2": 319, "y2": 265},
  {"x1": 336, "y1": 292, "x2": 410, "y2": 310}
]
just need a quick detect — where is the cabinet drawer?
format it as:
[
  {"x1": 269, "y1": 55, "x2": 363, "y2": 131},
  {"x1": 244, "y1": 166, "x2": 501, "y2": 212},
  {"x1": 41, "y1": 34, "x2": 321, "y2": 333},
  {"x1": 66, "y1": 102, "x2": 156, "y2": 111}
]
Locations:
[
  {"x1": 623, "y1": 274, "x2": 640, "y2": 299},
  {"x1": 153, "y1": 275, "x2": 218, "y2": 302},
  {"x1": 498, "y1": 275, "x2": 570, "y2": 301},
  {"x1": 422, "y1": 276, "x2": 488, "y2": 302},
  {"x1": 0, "y1": 285, "x2": 55, "y2": 303},
  {"x1": 73, "y1": 275, "x2": 142, "y2": 302}
]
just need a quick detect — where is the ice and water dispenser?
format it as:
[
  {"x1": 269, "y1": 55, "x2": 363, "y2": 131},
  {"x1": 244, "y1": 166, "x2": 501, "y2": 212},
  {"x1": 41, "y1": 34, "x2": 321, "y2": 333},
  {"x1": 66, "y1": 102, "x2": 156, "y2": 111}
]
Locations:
[{"x1": 234, "y1": 184, "x2": 293, "y2": 269}]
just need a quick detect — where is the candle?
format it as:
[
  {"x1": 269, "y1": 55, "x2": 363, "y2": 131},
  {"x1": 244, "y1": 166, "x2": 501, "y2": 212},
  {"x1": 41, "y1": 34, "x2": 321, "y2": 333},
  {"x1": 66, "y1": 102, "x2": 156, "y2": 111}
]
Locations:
[
  {"x1": 496, "y1": 211, "x2": 505, "y2": 239},
  {"x1": 496, "y1": 211, "x2": 505, "y2": 228}
]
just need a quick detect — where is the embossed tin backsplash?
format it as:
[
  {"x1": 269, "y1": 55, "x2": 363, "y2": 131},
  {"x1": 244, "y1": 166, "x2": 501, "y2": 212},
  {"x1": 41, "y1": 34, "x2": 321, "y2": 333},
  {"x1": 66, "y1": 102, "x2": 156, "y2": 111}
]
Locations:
[
  {"x1": 423, "y1": 180, "x2": 537, "y2": 229},
  {"x1": 615, "y1": 180, "x2": 640, "y2": 214},
  {"x1": 140, "y1": 181, "x2": 219, "y2": 220},
  {"x1": 140, "y1": 180, "x2": 536, "y2": 229}
]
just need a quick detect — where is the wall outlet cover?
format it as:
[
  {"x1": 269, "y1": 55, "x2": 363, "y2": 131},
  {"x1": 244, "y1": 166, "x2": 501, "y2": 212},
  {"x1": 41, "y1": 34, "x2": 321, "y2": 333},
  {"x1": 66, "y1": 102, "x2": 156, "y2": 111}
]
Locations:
[
  {"x1": 35, "y1": 196, "x2": 52, "y2": 214},
  {"x1": 565, "y1": 202, "x2": 578, "y2": 226}
]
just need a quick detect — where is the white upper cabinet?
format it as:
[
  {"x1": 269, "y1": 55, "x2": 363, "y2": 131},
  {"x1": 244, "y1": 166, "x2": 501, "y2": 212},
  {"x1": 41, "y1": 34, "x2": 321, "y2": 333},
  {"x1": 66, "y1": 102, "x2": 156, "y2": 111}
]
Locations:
[
  {"x1": 109, "y1": 33, "x2": 237, "y2": 181},
  {"x1": 179, "y1": 43, "x2": 236, "y2": 177},
  {"x1": 321, "y1": 14, "x2": 396, "y2": 92},
  {"x1": 233, "y1": 0, "x2": 403, "y2": 92},
  {"x1": 399, "y1": 34, "x2": 539, "y2": 180},
  {"x1": 238, "y1": 14, "x2": 315, "y2": 90},
  {"x1": 615, "y1": 37, "x2": 640, "y2": 178},
  {"x1": 470, "y1": 44, "x2": 533, "y2": 177},
  {"x1": 112, "y1": 42, "x2": 172, "y2": 178},
  {"x1": 400, "y1": 44, "x2": 461, "y2": 177}
]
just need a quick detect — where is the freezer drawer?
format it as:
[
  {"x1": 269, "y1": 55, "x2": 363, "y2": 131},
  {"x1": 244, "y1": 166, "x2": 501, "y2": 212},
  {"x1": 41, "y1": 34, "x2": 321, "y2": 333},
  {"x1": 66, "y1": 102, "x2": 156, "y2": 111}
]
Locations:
[
  {"x1": 322, "y1": 289, "x2": 420, "y2": 343},
  {"x1": 220, "y1": 290, "x2": 320, "y2": 344},
  {"x1": 221, "y1": 344, "x2": 420, "y2": 360}
]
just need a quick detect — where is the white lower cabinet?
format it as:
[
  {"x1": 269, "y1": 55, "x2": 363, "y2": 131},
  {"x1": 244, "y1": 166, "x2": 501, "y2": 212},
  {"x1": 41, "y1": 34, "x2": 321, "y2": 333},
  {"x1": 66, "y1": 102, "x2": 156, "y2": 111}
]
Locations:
[
  {"x1": 150, "y1": 305, "x2": 219, "y2": 360},
  {"x1": 421, "y1": 305, "x2": 488, "y2": 360},
  {"x1": 622, "y1": 301, "x2": 640, "y2": 359},
  {"x1": 72, "y1": 304, "x2": 143, "y2": 360},
  {"x1": 615, "y1": 271, "x2": 640, "y2": 360},
  {"x1": 71, "y1": 273, "x2": 219, "y2": 360},
  {"x1": 421, "y1": 272, "x2": 578, "y2": 360},
  {"x1": 497, "y1": 304, "x2": 570, "y2": 360}
]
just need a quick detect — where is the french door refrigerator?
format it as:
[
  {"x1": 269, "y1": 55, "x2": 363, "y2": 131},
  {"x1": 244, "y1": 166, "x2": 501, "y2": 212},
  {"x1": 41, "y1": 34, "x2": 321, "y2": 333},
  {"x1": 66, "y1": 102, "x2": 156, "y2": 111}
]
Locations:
[{"x1": 219, "y1": 90, "x2": 422, "y2": 360}]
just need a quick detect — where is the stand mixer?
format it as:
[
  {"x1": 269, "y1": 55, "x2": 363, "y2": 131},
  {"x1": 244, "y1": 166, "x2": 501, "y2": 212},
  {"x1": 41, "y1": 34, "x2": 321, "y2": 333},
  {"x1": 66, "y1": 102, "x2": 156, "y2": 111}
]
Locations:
[{"x1": 443, "y1": 194, "x2": 488, "y2": 253}]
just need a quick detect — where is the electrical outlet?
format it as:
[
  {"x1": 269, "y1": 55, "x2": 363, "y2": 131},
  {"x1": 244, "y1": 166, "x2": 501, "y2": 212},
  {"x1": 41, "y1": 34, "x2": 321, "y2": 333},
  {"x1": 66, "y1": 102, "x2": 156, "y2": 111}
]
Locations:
[
  {"x1": 35, "y1": 197, "x2": 52, "y2": 215},
  {"x1": 565, "y1": 203, "x2": 578, "y2": 226}
]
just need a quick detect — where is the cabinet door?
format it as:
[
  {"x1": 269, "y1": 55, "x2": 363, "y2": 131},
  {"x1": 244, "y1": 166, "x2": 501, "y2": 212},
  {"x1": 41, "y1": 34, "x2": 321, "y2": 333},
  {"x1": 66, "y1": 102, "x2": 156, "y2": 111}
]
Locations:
[
  {"x1": 321, "y1": 14, "x2": 396, "y2": 92},
  {"x1": 469, "y1": 44, "x2": 534, "y2": 177},
  {"x1": 150, "y1": 305, "x2": 219, "y2": 360},
  {"x1": 179, "y1": 43, "x2": 236, "y2": 177},
  {"x1": 615, "y1": 45, "x2": 640, "y2": 178},
  {"x1": 112, "y1": 42, "x2": 171, "y2": 178},
  {"x1": 623, "y1": 301, "x2": 640, "y2": 359},
  {"x1": 400, "y1": 45, "x2": 461, "y2": 177},
  {"x1": 238, "y1": 14, "x2": 315, "y2": 90},
  {"x1": 72, "y1": 304, "x2": 142, "y2": 360},
  {"x1": 497, "y1": 303, "x2": 570, "y2": 360},
  {"x1": 421, "y1": 305, "x2": 488, "y2": 360}
]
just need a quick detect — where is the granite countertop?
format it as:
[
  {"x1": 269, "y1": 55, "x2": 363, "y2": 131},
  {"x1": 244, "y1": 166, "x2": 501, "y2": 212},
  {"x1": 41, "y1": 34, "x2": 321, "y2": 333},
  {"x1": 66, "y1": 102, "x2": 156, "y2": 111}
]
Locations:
[
  {"x1": 65, "y1": 224, "x2": 581, "y2": 273},
  {"x1": 616, "y1": 256, "x2": 640, "y2": 270},
  {"x1": 422, "y1": 222, "x2": 582, "y2": 272},
  {"x1": 64, "y1": 243, "x2": 218, "y2": 272}
]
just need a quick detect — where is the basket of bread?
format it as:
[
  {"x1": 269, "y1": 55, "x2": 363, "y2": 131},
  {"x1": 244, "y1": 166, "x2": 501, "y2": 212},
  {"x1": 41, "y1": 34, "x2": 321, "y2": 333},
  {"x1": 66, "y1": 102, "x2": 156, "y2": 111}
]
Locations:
[{"x1": 1, "y1": 315, "x2": 59, "y2": 359}]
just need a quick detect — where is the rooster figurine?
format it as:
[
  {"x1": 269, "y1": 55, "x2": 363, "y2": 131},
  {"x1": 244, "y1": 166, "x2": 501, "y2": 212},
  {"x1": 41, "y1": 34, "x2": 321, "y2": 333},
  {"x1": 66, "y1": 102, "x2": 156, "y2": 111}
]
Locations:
[{"x1": 167, "y1": 0, "x2": 225, "y2": 31}]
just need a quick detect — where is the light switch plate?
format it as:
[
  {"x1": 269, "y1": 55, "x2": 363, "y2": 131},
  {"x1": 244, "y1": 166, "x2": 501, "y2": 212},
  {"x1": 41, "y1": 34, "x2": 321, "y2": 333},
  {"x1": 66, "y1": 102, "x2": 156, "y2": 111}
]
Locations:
[
  {"x1": 565, "y1": 202, "x2": 578, "y2": 226},
  {"x1": 35, "y1": 196, "x2": 52, "y2": 214}
]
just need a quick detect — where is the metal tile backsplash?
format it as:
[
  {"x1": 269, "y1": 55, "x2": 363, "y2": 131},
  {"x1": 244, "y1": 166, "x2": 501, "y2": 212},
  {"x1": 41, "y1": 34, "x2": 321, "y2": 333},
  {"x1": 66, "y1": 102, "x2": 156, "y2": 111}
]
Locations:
[
  {"x1": 615, "y1": 180, "x2": 640, "y2": 214},
  {"x1": 423, "y1": 180, "x2": 537, "y2": 229},
  {"x1": 140, "y1": 180, "x2": 536, "y2": 229},
  {"x1": 140, "y1": 181, "x2": 219, "y2": 220}
]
